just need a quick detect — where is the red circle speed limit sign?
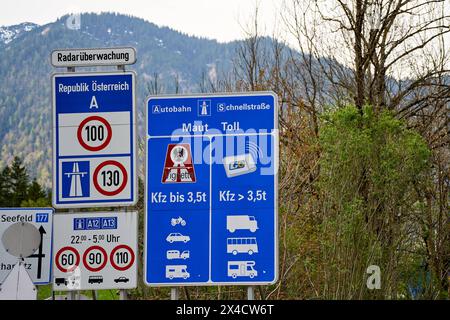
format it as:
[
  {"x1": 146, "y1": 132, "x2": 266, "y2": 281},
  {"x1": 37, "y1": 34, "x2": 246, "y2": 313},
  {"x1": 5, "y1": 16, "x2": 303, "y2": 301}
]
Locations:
[
  {"x1": 83, "y1": 245, "x2": 108, "y2": 272},
  {"x1": 77, "y1": 116, "x2": 112, "y2": 151},
  {"x1": 93, "y1": 160, "x2": 128, "y2": 196},
  {"x1": 110, "y1": 244, "x2": 135, "y2": 271},
  {"x1": 55, "y1": 246, "x2": 80, "y2": 273}
]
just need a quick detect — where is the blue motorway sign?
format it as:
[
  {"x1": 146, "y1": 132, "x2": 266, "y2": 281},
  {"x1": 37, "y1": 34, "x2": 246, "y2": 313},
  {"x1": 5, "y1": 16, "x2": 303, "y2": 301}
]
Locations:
[
  {"x1": 52, "y1": 72, "x2": 137, "y2": 208},
  {"x1": 145, "y1": 92, "x2": 278, "y2": 285}
]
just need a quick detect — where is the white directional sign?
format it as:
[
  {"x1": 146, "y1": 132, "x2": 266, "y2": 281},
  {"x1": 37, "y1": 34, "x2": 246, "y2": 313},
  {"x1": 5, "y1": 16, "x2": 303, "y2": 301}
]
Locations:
[
  {"x1": 51, "y1": 47, "x2": 137, "y2": 68},
  {"x1": 52, "y1": 211, "x2": 138, "y2": 291},
  {"x1": 0, "y1": 208, "x2": 53, "y2": 285},
  {"x1": 52, "y1": 72, "x2": 137, "y2": 208}
]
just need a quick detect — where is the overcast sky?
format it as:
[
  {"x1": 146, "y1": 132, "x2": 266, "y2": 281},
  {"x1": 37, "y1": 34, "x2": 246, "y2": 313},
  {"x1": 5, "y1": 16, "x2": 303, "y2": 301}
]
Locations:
[
  {"x1": 0, "y1": 0, "x2": 281, "y2": 42},
  {"x1": 1, "y1": 0, "x2": 448, "y2": 75}
]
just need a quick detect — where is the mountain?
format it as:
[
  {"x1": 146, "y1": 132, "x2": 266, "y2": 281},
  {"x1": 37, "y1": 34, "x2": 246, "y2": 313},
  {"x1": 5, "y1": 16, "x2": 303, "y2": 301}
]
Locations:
[
  {"x1": 0, "y1": 13, "x2": 242, "y2": 187},
  {"x1": 0, "y1": 22, "x2": 37, "y2": 46}
]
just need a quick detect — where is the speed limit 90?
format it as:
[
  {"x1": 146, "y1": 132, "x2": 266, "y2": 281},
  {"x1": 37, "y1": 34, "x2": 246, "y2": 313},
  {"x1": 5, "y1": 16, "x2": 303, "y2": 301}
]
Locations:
[{"x1": 88, "y1": 251, "x2": 103, "y2": 265}]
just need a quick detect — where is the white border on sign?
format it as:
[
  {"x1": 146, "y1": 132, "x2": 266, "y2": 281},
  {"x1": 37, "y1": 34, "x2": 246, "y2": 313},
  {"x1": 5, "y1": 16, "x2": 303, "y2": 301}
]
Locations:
[
  {"x1": 51, "y1": 71, "x2": 138, "y2": 209},
  {"x1": 52, "y1": 211, "x2": 139, "y2": 291},
  {"x1": 143, "y1": 91, "x2": 279, "y2": 287},
  {"x1": 50, "y1": 47, "x2": 137, "y2": 68}
]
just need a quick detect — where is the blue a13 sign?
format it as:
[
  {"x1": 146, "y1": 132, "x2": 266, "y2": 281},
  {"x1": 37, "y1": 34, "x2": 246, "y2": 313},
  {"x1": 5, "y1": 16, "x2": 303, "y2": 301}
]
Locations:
[
  {"x1": 52, "y1": 72, "x2": 137, "y2": 208},
  {"x1": 145, "y1": 92, "x2": 278, "y2": 286}
]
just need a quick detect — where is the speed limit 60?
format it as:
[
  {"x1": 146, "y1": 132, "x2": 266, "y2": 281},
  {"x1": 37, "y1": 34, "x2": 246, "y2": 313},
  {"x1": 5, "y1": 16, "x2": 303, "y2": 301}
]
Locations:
[{"x1": 55, "y1": 246, "x2": 80, "y2": 273}]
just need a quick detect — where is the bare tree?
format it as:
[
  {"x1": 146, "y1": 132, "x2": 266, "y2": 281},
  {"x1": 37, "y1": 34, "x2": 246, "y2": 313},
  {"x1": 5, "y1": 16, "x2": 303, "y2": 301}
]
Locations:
[
  {"x1": 234, "y1": 4, "x2": 271, "y2": 91},
  {"x1": 278, "y1": 0, "x2": 450, "y2": 299},
  {"x1": 284, "y1": 0, "x2": 450, "y2": 113},
  {"x1": 146, "y1": 72, "x2": 164, "y2": 95}
]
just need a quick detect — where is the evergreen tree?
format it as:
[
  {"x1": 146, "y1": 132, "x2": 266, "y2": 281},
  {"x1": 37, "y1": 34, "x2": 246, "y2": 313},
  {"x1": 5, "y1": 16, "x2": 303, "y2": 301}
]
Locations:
[
  {"x1": 0, "y1": 166, "x2": 12, "y2": 206},
  {"x1": 27, "y1": 178, "x2": 46, "y2": 201},
  {"x1": 9, "y1": 156, "x2": 29, "y2": 207}
]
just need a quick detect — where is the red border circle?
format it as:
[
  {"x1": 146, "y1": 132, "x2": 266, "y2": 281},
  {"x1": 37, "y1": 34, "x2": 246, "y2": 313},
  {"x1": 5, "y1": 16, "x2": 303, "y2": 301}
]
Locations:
[
  {"x1": 93, "y1": 160, "x2": 128, "y2": 196},
  {"x1": 82, "y1": 245, "x2": 108, "y2": 272},
  {"x1": 77, "y1": 116, "x2": 112, "y2": 151},
  {"x1": 55, "y1": 246, "x2": 80, "y2": 273},
  {"x1": 110, "y1": 245, "x2": 135, "y2": 271}
]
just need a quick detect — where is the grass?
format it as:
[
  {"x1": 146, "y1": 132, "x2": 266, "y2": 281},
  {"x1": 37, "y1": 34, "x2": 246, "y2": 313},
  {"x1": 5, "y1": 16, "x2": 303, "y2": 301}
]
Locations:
[{"x1": 37, "y1": 284, "x2": 121, "y2": 300}]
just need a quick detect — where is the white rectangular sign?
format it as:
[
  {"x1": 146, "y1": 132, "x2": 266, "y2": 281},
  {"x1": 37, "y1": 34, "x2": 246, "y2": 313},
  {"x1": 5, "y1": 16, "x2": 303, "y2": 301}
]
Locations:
[
  {"x1": 58, "y1": 112, "x2": 131, "y2": 156},
  {"x1": 51, "y1": 47, "x2": 136, "y2": 67},
  {"x1": 52, "y1": 211, "x2": 138, "y2": 291},
  {"x1": 0, "y1": 208, "x2": 53, "y2": 285}
]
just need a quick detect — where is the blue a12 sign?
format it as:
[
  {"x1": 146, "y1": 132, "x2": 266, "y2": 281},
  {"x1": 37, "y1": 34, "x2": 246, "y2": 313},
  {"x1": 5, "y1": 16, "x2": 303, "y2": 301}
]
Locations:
[
  {"x1": 52, "y1": 72, "x2": 137, "y2": 208},
  {"x1": 145, "y1": 92, "x2": 278, "y2": 286}
]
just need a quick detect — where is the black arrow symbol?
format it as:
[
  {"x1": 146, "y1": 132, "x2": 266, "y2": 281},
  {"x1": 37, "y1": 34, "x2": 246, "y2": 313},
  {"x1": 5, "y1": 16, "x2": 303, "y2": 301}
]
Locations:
[{"x1": 28, "y1": 225, "x2": 46, "y2": 279}]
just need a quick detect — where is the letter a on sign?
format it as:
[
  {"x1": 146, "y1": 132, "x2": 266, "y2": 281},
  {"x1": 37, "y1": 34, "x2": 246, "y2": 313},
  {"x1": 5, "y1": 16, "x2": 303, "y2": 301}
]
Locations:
[
  {"x1": 90, "y1": 96, "x2": 99, "y2": 109},
  {"x1": 162, "y1": 144, "x2": 196, "y2": 183}
]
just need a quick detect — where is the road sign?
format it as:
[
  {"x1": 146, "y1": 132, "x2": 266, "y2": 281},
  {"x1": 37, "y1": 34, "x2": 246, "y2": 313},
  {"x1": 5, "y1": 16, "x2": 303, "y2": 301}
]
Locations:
[
  {"x1": 52, "y1": 71, "x2": 137, "y2": 208},
  {"x1": 0, "y1": 208, "x2": 53, "y2": 285},
  {"x1": 51, "y1": 47, "x2": 137, "y2": 68},
  {"x1": 162, "y1": 143, "x2": 196, "y2": 183},
  {"x1": 0, "y1": 263, "x2": 37, "y2": 300},
  {"x1": 145, "y1": 92, "x2": 278, "y2": 286},
  {"x1": 52, "y1": 211, "x2": 138, "y2": 291}
]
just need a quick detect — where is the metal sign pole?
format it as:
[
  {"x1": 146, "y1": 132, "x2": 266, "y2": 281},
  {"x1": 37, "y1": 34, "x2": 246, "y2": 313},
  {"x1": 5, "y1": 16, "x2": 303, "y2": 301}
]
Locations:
[
  {"x1": 59, "y1": 61, "x2": 82, "y2": 300},
  {"x1": 64, "y1": 66, "x2": 76, "y2": 301},
  {"x1": 170, "y1": 287, "x2": 179, "y2": 300},
  {"x1": 247, "y1": 286, "x2": 255, "y2": 300},
  {"x1": 67, "y1": 291, "x2": 76, "y2": 300},
  {"x1": 119, "y1": 289, "x2": 127, "y2": 300},
  {"x1": 119, "y1": 205, "x2": 127, "y2": 301},
  {"x1": 66, "y1": 208, "x2": 79, "y2": 300}
]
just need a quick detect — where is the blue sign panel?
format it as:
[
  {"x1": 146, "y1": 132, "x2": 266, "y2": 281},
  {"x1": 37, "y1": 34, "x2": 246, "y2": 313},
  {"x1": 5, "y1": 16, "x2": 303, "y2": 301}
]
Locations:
[
  {"x1": 35, "y1": 213, "x2": 49, "y2": 223},
  {"x1": 52, "y1": 72, "x2": 137, "y2": 208},
  {"x1": 145, "y1": 92, "x2": 278, "y2": 285},
  {"x1": 73, "y1": 217, "x2": 118, "y2": 230}
]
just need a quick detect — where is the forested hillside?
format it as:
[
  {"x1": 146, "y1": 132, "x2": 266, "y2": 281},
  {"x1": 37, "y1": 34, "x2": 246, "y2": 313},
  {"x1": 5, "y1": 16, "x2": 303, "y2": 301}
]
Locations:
[{"x1": 0, "y1": 13, "x2": 240, "y2": 186}]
